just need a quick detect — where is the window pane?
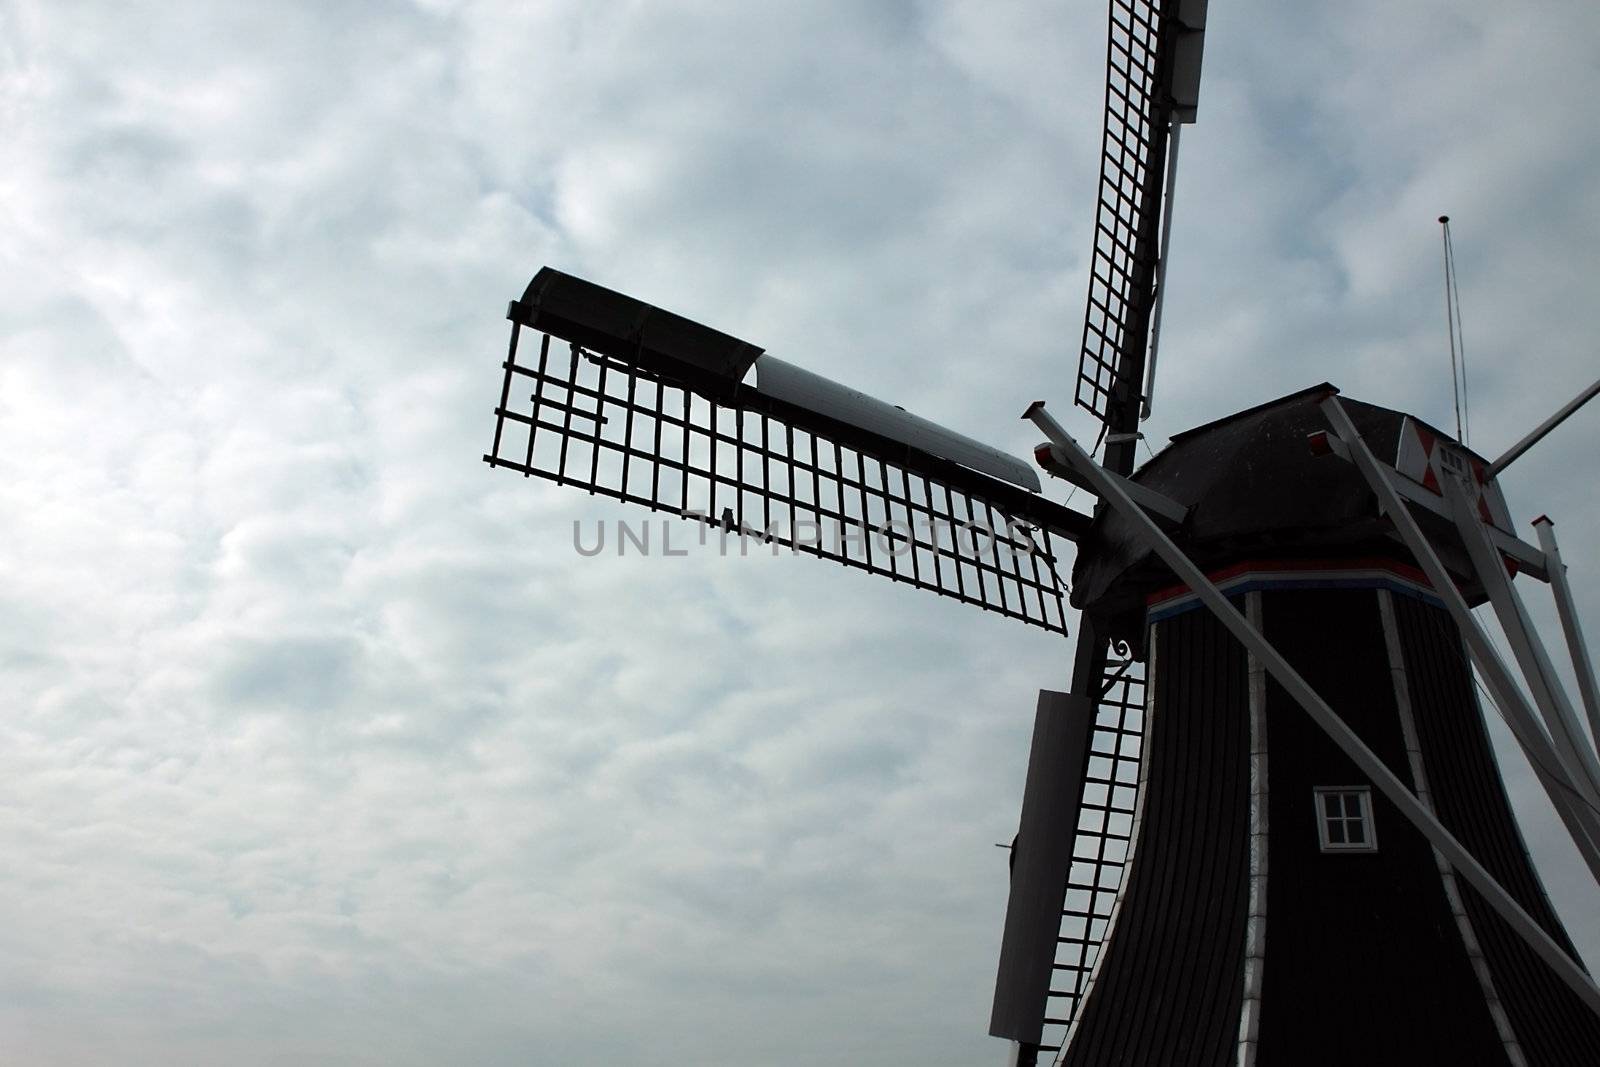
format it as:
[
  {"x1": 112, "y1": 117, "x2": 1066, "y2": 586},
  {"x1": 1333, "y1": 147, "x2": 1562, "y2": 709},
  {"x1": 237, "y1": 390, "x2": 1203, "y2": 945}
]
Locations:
[{"x1": 1315, "y1": 789, "x2": 1377, "y2": 850}]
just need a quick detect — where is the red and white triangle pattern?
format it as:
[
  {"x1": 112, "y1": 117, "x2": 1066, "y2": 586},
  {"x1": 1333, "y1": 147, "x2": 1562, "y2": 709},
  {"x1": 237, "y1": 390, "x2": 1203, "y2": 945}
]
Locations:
[{"x1": 1393, "y1": 417, "x2": 1515, "y2": 534}]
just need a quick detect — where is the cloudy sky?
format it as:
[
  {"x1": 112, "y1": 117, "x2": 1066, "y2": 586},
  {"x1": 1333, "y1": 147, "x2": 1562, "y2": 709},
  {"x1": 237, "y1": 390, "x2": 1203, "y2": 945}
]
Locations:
[{"x1": 4, "y1": 1, "x2": 1599, "y2": 1064}]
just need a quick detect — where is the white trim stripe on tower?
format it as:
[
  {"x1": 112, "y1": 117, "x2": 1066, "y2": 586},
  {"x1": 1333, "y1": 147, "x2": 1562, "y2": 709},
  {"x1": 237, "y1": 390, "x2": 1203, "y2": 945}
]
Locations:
[
  {"x1": 1147, "y1": 559, "x2": 1444, "y2": 624},
  {"x1": 1235, "y1": 591, "x2": 1269, "y2": 1067}
]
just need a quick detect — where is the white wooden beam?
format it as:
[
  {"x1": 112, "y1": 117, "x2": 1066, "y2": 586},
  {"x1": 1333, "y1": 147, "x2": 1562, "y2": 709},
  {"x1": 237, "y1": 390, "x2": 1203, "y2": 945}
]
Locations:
[
  {"x1": 1306, "y1": 429, "x2": 1549, "y2": 581},
  {"x1": 1442, "y1": 475, "x2": 1600, "y2": 805},
  {"x1": 1319, "y1": 396, "x2": 1600, "y2": 880},
  {"x1": 1486, "y1": 376, "x2": 1600, "y2": 480},
  {"x1": 1535, "y1": 517, "x2": 1600, "y2": 763}
]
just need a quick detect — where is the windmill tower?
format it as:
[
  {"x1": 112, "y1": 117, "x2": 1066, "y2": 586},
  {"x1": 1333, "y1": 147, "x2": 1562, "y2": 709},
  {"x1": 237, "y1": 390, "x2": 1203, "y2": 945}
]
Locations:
[
  {"x1": 989, "y1": 2, "x2": 1600, "y2": 1063},
  {"x1": 1009, "y1": 389, "x2": 1600, "y2": 1065},
  {"x1": 480, "y1": 1, "x2": 1600, "y2": 1062}
]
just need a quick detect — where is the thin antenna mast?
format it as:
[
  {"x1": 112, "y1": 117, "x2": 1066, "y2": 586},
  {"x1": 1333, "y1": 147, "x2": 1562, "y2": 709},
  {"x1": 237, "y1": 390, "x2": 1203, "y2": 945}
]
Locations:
[{"x1": 1439, "y1": 215, "x2": 1470, "y2": 443}]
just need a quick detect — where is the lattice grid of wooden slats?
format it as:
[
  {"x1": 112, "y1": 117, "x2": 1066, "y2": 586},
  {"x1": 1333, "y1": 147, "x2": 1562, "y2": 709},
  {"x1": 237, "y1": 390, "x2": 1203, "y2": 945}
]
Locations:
[
  {"x1": 486, "y1": 326, "x2": 1075, "y2": 634},
  {"x1": 1075, "y1": 0, "x2": 1167, "y2": 422},
  {"x1": 1037, "y1": 652, "x2": 1146, "y2": 1058}
]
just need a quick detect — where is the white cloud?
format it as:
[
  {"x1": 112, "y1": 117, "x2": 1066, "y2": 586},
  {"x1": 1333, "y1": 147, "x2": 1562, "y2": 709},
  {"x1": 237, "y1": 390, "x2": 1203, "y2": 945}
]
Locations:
[{"x1": 3, "y1": 0, "x2": 1599, "y2": 1063}]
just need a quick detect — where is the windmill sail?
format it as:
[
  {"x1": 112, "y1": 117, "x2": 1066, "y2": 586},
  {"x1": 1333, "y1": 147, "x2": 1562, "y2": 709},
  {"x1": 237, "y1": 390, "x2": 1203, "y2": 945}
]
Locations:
[
  {"x1": 1043, "y1": 655, "x2": 1146, "y2": 1048},
  {"x1": 990, "y1": 653, "x2": 1147, "y2": 1055},
  {"x1": 1075, "y1": 0, "x2": 1206, "y2": 445},
  {"x1": 1000, "y1": 2, "x2": 1210, "y2": 1058},
  {"x1": 485, "y1": 268, "x2": 1089, "y2": 634}
]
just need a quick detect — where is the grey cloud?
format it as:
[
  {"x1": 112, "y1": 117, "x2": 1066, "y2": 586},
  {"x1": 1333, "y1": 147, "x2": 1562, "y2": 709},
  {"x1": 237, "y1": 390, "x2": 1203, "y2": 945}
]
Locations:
[
  {"x1": 3, "y1": 0, "x2": 1599, "y2": 1064},
  {"x1": 209, "y1": 634, "x2": 361, "y2": 712}
]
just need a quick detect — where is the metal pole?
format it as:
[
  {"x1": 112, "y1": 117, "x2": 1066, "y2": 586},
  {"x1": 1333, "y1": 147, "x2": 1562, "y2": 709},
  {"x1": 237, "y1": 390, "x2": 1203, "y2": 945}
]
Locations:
[
  {"x1": 1534, "y1": 517, "x2": 1600, "y2": 760},
  {"x1": 1025, "y1": 398, "x2": 1600, "y2": 1018},
  {"x1": 1319, "y1": 396, "x2": 1600, "y2": 880},
  {"x1": 1439, "y1": 216, "x2": 1464, "y2": 443},
  {"x1": 1486, "y1": 377, "x2": 1600, "y2": 480},
  {"x1": 1141, "y1": 120, "x2": 1183, "y2": 421}
]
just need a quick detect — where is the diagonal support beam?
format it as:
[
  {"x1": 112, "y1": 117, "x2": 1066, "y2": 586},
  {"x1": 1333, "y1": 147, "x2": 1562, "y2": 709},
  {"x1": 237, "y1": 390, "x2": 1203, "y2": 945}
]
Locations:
[
  {"x1": 1441, "y1": 474, "x2": 1600, "y2": 806},
  {"x1": 1486, "y1": 376, "x2": 1600, "y2": 480},
  {"x1": 1024, "y1": 399, "x2": 1600, "y2": 1020},
  {"x1": 1535, "y1": 517, "x2": 1600, "y2": 763},
  {"x1": 1319, "y1": 396, "x2": 1600, "y2": 880},
  {"x1": 1031, "y1": 430, "x2": 1187, "y2": 526}
]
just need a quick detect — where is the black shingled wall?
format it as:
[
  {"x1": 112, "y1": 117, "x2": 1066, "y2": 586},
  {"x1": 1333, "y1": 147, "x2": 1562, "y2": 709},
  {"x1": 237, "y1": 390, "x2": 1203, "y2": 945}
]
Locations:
[
  {"x1": 1064, "y1": 604, "x2": 1249, "y2": 1066},
  {"x1": 1064, "y1": 586, "x2": 1599, "y2": 1064},
  {"x1": 1255, "y1": 589, "x2": 1506, "y2": 1065},
  {"x1": 1392, "y1": 594, "x2": 1600, "y2": 1066}
]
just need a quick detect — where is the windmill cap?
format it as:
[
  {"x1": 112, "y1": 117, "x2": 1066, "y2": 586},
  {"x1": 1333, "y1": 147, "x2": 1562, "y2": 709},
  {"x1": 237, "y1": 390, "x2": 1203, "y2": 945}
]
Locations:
[{"x1": 1071, "y1": 384, "x2": 1494, "y2": 630}]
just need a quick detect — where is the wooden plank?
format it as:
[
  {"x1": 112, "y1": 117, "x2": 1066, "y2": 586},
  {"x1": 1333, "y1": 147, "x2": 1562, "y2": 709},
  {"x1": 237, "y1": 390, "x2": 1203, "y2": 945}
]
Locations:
[{"x1": 991, "y1": 690, "x2": 1095, "y2": 1044}]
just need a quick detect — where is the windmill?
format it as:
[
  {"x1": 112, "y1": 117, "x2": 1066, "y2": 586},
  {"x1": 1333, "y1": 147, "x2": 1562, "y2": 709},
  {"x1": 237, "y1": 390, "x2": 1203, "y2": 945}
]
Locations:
[{"x1": 481, "y1": 0, "x2": 1600, "y2": 1063}]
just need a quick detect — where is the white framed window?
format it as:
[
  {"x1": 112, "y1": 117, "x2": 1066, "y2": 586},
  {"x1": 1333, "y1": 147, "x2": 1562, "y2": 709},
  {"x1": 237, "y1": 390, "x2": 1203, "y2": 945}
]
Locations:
[
  {"x1": 1314, "y1": 786, "x2": 1377, "y2": 852},
  {"x1": 1437, "y1": 446, "x2": 1469, "y2": 478}
]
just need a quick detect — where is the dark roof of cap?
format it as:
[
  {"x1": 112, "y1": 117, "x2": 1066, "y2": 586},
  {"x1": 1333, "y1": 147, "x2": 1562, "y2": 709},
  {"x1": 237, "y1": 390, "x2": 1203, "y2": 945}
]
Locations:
[{"x1": 1071, "y1": 384, "x2": 1482, "y2": 632}]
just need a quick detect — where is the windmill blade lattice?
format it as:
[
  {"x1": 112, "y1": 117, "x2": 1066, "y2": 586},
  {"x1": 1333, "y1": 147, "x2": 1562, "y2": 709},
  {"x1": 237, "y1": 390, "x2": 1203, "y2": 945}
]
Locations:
[
  {"x1": 1076, "y1": 0, "x2": 1181, "y2": 427},
  {"x1": 1036, "y1": 649, "x2": 1146, "y2": 1056},
  {"x1": 485, "y1": 321, "x2": 1082, "y2": 634}
]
